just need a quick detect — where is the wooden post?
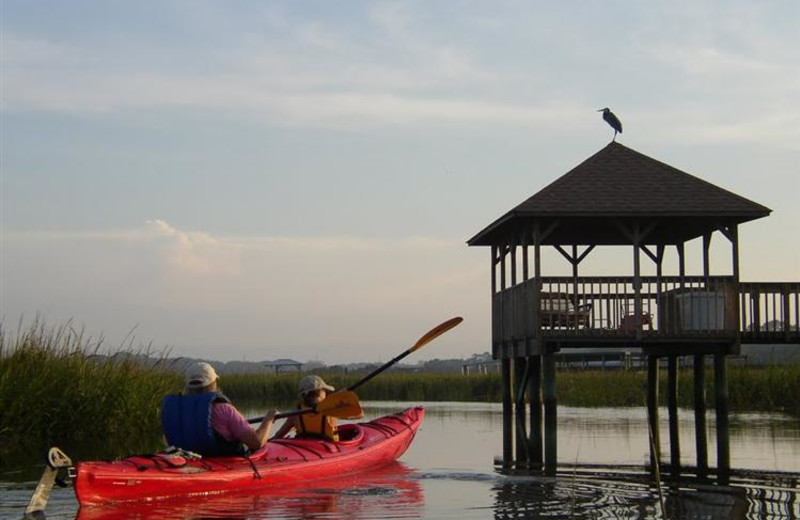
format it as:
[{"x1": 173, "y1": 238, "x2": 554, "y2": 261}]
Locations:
[
  {"x1": 693, "y1": 354, "x2": 708, "y2": 477},
  {"x1": 500, "y1": 243, "x2": 507, "y2": 291},
  {"x1": 714, "y1": 353, "x2": 730, "y2": 483},
  {"x1": 501, "y1": 358, "x2": 513, "y2": 468},
  {"x1": 511, "y1": 244, "x2": 517, "y2": 287},
  {"x1": 572, "y1": 245, "x2": 579, "y2": 314},
  {"x1": 668, "y1": 356, "x2": 681, "y2": 473},
  {"x1": 730, "y1": 225, "x2": 742, "y2": 347},
  {"x1": 529, "y1": 355, "x2": 543, "y2": 469},
  {"x1": 647, "y1": 356, "x2": 661, "y2": 473},
  {"x1": 633, "y1": 222, "x2": 643, "y2": 340},
  {"x1": 543, "y1": 352, "x2": 557, "y2": 475},
  {"x1": 752, "y1": 293, "x2": 762, "y2": 340},
  {"x1": 533, "y1": 223, "x2": 542, "y2": 352},
  {"x1": 656, "y1": 245, "x2": 665, "y2": 332},
  {"x1": 784, "y1": 289, "x2": 792, "y2": 343},
  {"x1": 522, "y1": 242, "x2": 529, "y2": 282},
  {"x1": 491, "y1": 246, "x2": 498, "y2": 358},
  {"x1": 730, "y1": 225, "x2": 740, "y2": 281},
  {"x1": 677, "y1": 242, "x2": 686, "y2": 335},
  {"x1": 514, "y1": 356, "x2": 528, "y2": 465},
  {"x1": 491, "y1": 246, "x2": 497, "y2": 295},
  {"x1": 702, "y1": 233, "x2": 711, "y2": 282}
]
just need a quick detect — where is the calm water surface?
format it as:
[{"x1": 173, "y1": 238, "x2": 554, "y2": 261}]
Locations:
[{"x1": 2, "y1": 402, "x2": 799, "y2": 519}]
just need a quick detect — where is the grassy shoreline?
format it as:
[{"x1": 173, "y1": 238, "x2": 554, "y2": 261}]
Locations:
[
  {"x1": 225, "y1": 367, "x2": 800, "y2": 416},
  {"x1": 0, "y1": 322, "x2": 180, "y2": 464},
  {"x1": 2, "y1": 322, "x2": 798, "y2": 467}
]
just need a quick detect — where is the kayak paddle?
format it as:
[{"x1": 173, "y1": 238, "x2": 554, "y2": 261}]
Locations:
[
  {"x1": 247, "y1": 390, "x2": 363, "y2": 424},
  {"x1": 247, "y1": 317, "x2": 463, "y2": 424},
  {"x1": 346, "y1": 316, "x2": 464, "y2": 392}
]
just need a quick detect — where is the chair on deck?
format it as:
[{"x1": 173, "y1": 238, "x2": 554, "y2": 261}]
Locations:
[
  {"x1": 538, "y1": 292, "x2": 592, "y2": 328},
  {"x1": 618, "y1": 305, "x2": 652, "y2": 332}
]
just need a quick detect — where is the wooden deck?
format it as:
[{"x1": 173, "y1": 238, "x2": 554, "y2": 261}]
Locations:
[{"x1": 493, "y1": 276, "x2": 800, "y2": 355}]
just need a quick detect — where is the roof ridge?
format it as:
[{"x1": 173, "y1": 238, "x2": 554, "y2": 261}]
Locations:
[{"x1": 514, "y1": 142, "x2": 770, "y2": 214}]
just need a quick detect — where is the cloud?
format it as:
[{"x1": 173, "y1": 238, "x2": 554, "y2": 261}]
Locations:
[
  {"x1": 0, "y1": 7, "x2": 562, "y2": 128},
  {"x1": 2, "y1": 65, "x2": 575, "y2": 129},
  {"x1": 145, "y1": 219, "x2": 242, "y2": 276},
  {"x1": 4, "y1": 1, "x2": 797, "y2": 147},
  {"x1": 0, "y1": 34, "x2": 74, "y2": 65},
  {"x1": 1, "y1": 221, "x2": 486, "y2": 363}
]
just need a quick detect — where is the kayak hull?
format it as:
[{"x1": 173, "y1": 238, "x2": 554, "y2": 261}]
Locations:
[{"x1": 74, "y1": 406, "x2": 424, "y2": 505}]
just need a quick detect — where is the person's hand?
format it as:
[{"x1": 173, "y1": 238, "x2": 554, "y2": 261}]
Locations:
[{"x1": 261, "y1": 409, "x2": 278, "y2": 425}]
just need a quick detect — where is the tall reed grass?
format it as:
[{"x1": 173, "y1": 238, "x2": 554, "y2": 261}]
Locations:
[
  {"x1": 529, "y1": 365, "x2": 800, "y2": 416},
  {"x1": 724, "y1": 364, "x2": 800, "y2": 415},
  {"x1": 0, "y1": 320, "x2": 180, "y2": 466},
  {"x1": 225, "y1": 366, "x2": 800, "y2": 417},
  {"x1": 221, "y1": 373, "x2": 503, "y2": 406}
]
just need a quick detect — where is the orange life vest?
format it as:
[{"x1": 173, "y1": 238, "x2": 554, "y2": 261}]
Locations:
[{"x1": 297, "y1": 406, "x2": 339, "y2": 442}]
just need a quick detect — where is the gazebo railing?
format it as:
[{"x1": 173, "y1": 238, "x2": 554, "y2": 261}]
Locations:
[
  {"x1": 740, "y1": 282, "x2": 800, "y2": 343},
  {"x1": 492, "y1": 276, "x2": 800, "y2": 344}
]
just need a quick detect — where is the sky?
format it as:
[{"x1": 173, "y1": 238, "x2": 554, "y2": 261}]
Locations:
[{"x1": 1, "y1": 1, "x2": 798, "y2": 365}]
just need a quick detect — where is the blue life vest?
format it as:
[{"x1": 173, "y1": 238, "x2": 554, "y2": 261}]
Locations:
[{"x1": 160, "y1": 392, "x2": 245, "y2": 456}]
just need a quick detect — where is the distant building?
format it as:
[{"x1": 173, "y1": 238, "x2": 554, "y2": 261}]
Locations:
[{"x1": 264, "y1": 359, "x2": 303, "y2": 374}]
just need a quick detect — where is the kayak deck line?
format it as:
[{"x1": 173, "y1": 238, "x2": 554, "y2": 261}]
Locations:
[{"x1": 267, "y1": 438, "x2": 329, "y2": 460}]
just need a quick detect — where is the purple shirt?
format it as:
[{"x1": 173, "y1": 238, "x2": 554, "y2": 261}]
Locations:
[{"x1": 210, "y1": 402, "x2": 253, "y2": 443}]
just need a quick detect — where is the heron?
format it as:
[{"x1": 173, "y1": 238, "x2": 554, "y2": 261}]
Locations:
[{"x1": 598, "y1": 107, "x2": 622, "y2": 141}]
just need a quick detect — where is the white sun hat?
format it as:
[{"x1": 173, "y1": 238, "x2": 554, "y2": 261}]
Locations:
[
  {"x1": 185, "y1": 362, "x2": 219, "y2": 390},
  {"x1": 298, "y1": 375, "x2": 335, "y2": 397}
]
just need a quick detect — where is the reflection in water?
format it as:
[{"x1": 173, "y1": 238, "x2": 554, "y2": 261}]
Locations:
[
  {"x1": 74, "y1": 462, "x2": 423, "y2": 520},
  {"x1": 493, "y1": 474, "x2": 660, "y2": 519},
  {"x1": 491, "y1": 468, "x2": 798, "y2": 519}
]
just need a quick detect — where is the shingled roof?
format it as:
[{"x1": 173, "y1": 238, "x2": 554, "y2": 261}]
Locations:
[{"x1": 468, "y1": 142, "x2": 771, "y2": 246}]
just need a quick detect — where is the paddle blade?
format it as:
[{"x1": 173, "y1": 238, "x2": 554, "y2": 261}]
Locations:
[
  {"x1": 317, "y1": 390, "x2": 363, "y2": 419},
  {"x1": 251, "y1": 391, "x2": 363, "y2": 424},
  {"x1": 410, "y1": 316, "x2": 463, "y2": 352}
]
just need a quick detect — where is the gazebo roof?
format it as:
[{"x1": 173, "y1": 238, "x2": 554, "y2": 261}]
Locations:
[{"x1": 468, "y1": 142, "x2": 771, "y2": 246}]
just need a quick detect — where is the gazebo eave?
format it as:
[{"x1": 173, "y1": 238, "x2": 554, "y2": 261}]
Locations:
[{"x1": 467, "y1": 211, "x2": 769, "y2": 247}]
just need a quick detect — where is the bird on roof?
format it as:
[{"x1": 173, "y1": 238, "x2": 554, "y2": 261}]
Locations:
[{"x1": 598, "y1": 107, "x2": 622, "y2": 141}]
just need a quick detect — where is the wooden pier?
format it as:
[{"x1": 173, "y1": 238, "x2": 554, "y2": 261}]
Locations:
[{"x1": 468, "y1": 142, "x2": 800, "y2": 482}]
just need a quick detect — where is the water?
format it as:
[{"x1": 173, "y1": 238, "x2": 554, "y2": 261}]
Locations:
[{"x1": 2, "y1": 402, "x2": 799, "y2": 519}]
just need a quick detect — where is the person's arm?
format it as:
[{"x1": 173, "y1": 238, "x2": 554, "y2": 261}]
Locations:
[
  {"x1": 271, "y1": 416, "x2": 298, "y2": 439},
  {"x1": 238, "y1": 410, "x2": 278, "y2": 451}
]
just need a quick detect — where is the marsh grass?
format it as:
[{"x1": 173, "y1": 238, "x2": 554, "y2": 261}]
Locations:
[
  {"x1": 221, "y1": 372, "x2": 503, "y2": 406},
  {"x1": 0, "y1": 320, "x2": 179, "y2": 466},
  {"x1": 724, "y1": 364, "x2": 800, "y2": 415},
  {"x1": 529, "y1": 365, "x2": 800, "y2": 416},
  {"x1": 226, "y1": 366, "x2": 800, "y2": 417}
]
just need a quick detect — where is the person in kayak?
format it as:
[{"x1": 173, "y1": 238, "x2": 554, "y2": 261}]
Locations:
[
  {"x1": 161, "y1": 362, "x2": 278, "y2": 456},
  {"x1": 272, "y1": 375, "x2": 340, "y2": 442}
]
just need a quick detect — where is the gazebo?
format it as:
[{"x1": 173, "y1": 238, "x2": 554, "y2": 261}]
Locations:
[
  {"x1": 263, "y1": 359, "x2": 303, "y2": 374},
  {"x1": 468, "y1": 142, "x2": 799, "y2": 480}
]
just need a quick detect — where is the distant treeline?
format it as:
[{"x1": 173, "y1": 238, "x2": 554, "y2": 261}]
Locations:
[{"x1": 2, "y1": 321, "x2": 798, "y2": 469}]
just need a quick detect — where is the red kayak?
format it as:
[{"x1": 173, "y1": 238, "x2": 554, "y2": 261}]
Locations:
[
  {"x1": 75, "y1": 461, "x2": 423, "y2": 520},
  {"x1": 74, "y1": 407, "x2": 424, "y2": 506}
]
